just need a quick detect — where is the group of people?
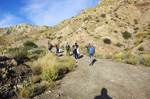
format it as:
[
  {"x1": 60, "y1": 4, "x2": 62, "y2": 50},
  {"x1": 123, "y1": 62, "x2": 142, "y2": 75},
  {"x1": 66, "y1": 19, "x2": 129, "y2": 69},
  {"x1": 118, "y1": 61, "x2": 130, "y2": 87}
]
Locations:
[{"x1": 48, "y1": 41, "x2": 95, "y2": 65}]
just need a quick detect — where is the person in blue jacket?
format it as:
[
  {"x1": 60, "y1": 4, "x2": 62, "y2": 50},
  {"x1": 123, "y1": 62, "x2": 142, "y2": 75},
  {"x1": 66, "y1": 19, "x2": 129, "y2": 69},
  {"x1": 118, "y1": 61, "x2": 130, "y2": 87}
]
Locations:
[{"x1": 89, "y1": 44, "x2": 95, "y2": 66}]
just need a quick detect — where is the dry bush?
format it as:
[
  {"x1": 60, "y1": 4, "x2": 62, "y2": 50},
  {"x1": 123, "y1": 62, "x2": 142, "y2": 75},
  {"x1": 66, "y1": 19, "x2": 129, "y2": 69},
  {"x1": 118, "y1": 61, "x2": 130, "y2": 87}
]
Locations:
[
  {"x1": 29, "y1": 76, "x2": 41, "y2": 84},
  {"x1": 142, "y1": 55, "x2": 150, "y2": 66},
  {"x1": 31, "y1": 53, "x2": 75, "y2": 85},
  {"x1": 7, "y1": 47, "x2": 28, "y2": 60},
  {"x1": 114, "y1": 53, "x2": 123, "y2": 60},
  {"x1": 16, "y1": 83, "x2": 35, "y2": 98}
]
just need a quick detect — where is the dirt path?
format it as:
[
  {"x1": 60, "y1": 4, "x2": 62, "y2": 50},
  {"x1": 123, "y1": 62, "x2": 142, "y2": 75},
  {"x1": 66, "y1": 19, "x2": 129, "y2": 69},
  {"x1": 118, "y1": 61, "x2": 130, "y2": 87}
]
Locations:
[{"x1": 33, "y1": 40, "x2": 150, "y2": 99}]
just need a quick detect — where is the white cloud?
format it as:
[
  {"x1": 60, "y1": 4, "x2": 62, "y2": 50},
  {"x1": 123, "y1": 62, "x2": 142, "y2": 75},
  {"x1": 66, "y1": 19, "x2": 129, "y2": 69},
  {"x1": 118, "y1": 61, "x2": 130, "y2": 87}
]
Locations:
[
  {"x1": 0, "y1": 14, "x2": 22, "y2": 28},
  {"x1": 22, "y1": 0, "x2": 99, "y2": 26}
]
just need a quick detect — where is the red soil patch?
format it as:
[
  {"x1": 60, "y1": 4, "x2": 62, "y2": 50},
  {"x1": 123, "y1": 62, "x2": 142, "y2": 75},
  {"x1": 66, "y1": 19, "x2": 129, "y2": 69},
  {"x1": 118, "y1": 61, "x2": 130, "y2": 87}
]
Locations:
[{"x1": 135, "y1": 2, "x2": 150, "y2": 7}]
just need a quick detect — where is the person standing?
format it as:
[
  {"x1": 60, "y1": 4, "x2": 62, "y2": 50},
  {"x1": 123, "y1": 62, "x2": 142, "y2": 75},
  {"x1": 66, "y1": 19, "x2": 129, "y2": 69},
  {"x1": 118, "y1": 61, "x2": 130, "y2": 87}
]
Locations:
[
  {"x1": 66, "y1": 43, "x2": 70, "y2": 56},
  {"x1": 72, "y1": 45, "x2": 75, "y2": 56},
  {"x1": 74, "y1": 43, "x2": 78, "y2": 60},
  {"x1": 77, "y1": 45, "x2": 80, "y2": 57},
  {"x1": 89, "y1": 44, "x2": 95, "y2": 66},
  {"x1": 56, "y1": 43, "x2": 59, "y2": 54},
  {"x1": 48, "y1": 41, "x2": 53, "y2": 52}
]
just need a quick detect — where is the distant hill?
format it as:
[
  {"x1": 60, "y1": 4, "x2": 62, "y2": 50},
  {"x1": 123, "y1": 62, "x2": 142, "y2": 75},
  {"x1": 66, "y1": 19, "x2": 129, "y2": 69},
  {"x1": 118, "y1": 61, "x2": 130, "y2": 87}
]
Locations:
[{"x1": 0, "y1": 23, "x2": 50, "y2": 36}]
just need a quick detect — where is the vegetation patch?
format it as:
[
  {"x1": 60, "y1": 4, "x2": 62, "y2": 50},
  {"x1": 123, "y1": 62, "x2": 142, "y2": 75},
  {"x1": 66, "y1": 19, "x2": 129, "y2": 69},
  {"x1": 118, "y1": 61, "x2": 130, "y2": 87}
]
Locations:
[
  {"x1": 23, "y1": 41, "x2": 38, "y2": 49},
  {"x1": 7, "y1": 47, "x2": 28, "y2": 60},
  {"x1": 138, "y1": 46, "x2": 144, "y2": 51},
  {"x1": 115, "y1": 42, "x2": 123, "y2": 47},
  {"x1": 103, "y1": 38, "x2": 111, "y2": 44},
  {"x1": 134, "y1": 19, "x2": 138, "y2": 24},
  {"x1": 57, "y1": 36, "x2": 63, "y2": 39},
  {"x1": 134, "y1": 27, "x2": 139, "y2": 31},
  {"x1": 135, "y1": 33, "x2": 148, "y2": 38},
  {"x1": 31, "y1": 53, "x2": 75, "y2": 84},
  {"x1": 114, "y1": 30, "x2": 118, "y2": 33},
  {"x1": 101, "y1": 14, "x2": 106, "y2": 18},
  {"x1": 114, "y1": 53, "x2": 123, "y2": 60},
  {"x1": 142, "y1": 55, "x2": 150, "y2": 66},
  {"x1": 16, "y1": 83, "x2": 35, "y2": 98},
  {"x1": 122, "y1": 31, "x2": 132, "y2": 39}
]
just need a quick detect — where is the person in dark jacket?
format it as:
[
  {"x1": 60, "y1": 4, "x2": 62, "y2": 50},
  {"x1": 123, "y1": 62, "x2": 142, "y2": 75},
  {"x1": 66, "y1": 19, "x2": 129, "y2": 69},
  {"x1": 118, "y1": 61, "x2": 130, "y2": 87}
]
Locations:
[{"x1": 74, "y1": 43, "x2": 78, "y2": 60}]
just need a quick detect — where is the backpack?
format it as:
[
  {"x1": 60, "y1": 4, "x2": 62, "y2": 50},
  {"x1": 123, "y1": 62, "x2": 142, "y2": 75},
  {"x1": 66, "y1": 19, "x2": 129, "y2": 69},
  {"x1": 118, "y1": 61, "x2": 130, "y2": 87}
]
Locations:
[
  {"x1": 90, "y1": 46, "x2": 94, "y2": 54},
  {"x1": 56, "y1": 45, "x2": 58, "y2": 48},
  {"x1": 49, "y1": 44, "x2": 53, "y2": 50},
  {"x1": 66, "y1": 45, "x2": 70, "y2": 50}
]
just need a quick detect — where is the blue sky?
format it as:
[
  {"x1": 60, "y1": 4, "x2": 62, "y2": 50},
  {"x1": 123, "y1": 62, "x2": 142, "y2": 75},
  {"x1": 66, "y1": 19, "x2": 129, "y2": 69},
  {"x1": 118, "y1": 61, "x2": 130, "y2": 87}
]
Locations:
[{"x1": 0, "y1": 0, "x2": 100, "y2": 28}]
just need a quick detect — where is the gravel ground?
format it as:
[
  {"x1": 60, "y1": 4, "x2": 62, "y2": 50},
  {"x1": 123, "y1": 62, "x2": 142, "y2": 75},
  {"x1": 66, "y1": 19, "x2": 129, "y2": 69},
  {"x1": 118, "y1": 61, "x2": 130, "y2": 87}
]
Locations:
[{"x1": 33, "y1": 53, "x2": 150, "y2": 99}]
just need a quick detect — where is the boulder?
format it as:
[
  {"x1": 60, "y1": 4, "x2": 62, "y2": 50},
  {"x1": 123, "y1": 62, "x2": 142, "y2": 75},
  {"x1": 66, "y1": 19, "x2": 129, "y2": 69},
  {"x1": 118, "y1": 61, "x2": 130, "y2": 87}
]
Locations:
[{"x1": 10, "y1": 59, "x2": 18, "y2": 66}]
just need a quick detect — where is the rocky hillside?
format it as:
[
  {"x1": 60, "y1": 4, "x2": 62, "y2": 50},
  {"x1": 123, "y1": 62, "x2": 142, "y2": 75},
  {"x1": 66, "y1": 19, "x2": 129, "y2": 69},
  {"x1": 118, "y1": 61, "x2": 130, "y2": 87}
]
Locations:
[
  {"x1": 0, "y1": 0, "x2": 150, "y2": 55},
  {"x1": 0, "y1": 23, "x2": 50, "y2": 36},
  {"x1": 0, "y1": 23, "x2": 51, "y2": 47},
  {"x1": 43, "y1": 0, "x2": 150, "y2": 55}
]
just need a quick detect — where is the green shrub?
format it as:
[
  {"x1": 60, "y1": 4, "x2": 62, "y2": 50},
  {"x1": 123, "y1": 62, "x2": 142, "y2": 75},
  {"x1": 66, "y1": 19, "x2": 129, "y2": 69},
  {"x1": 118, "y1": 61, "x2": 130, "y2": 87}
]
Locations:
[
  {"x1": 29, "y1": 76, "x2": 41, "y2": 84},
  {"x1": 114, "y1": 54, "x2": 122, "y2": 60},
  {"x1": 96, "y1": 19, "x2": 100, "y2": 22},
  {"x1": 31, "y1": 65, "x2": 42, "y2": 75},
  {"x1": 59, "y1": 56, "x2": 75, "y2": 72},
  {"x1": 16, "y1": 83, "x2": 35, "y2": 98},
  {"x1": 57, "y1": 36, "x2": 63, "y2": 39},
  {"x1": 138, "y1": 46, "x2": 144, "y2": 51},
  {"x1": 28, "y1": 53, "x2": 40, "y2": 60},
  {"x1": 94, "y1": 53, "x2": 103, "y2": 58},
  {"x1": 134, "y1": 41, "x2": 140, "y2": 46},
  {"x1": 7, "y1": 47, "x2": 28, "y2": 60},
  {"x1": 125, "y1": 57, "x2": 133, "y2": 64},
  {"x1": 135, "y1": 33, "x2": 148, "y2": 38},
  {"x1": 41, "y1": 66, "x2": 58, "y2": 83},
  {"x1": 32, "y1": 49, "x2": 43, "y2": 54},
  {"x1": 32, "y1": 53, "x2": 75, "y2": 84},
  {"x1": 125, "y1": 56, "x2": 138, "y2": 65},
  {"x1": 134, "y1": 19, "x2": 138, "y2": 24},
  {"x1": 105, "y1": 54, "x2": 113, "y2": 59},
  {"x1": 122, "y1": 31, "x2": 132, "y2": 39},
  {"x1": 28, "y1": 49, "x2": 45, "y2": 60},
  {"x1": 103, "y1": 38, "x2": 111, "y2": 44},
  {"x1": 101, "y1": 14, "x2": 106, "y2": 18},
  {"x1": 127, "y1": 22, "x2": 130, "y2": 24},
  {"x1": 142, "y1": 55, "x2": 150, "y2": 66},
  {"x1": 115, "y1": 42, "x2": 123, "y2": 47},
  {"x1": 124, "y1": 48, "x2": 130, "y2": 51},
  {"x1": 23, "y1": 41, "x2": 38, "y2": 49},
  {"x1": 134, "y1": 27, "x2": 139, "y2": 31},
  {"x1": 114, "y1": 30, "x2": 118, "y2": 33}
]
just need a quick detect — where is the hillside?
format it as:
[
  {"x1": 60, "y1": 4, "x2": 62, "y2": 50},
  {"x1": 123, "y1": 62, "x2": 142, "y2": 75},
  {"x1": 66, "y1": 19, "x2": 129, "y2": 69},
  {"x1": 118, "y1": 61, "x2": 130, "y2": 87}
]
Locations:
[
  {"x1": 0, "y1": 23, "x2": 50, "y2": 36},
  {"x1": 43, "y1": 0, "x2": 150, "y2": 55},
  {"x1": 0, "y1": 23, "x2": 50, "y2": 47},
  {"x1": 0, "y1": 0, "x2": 150, "y2": 55}
]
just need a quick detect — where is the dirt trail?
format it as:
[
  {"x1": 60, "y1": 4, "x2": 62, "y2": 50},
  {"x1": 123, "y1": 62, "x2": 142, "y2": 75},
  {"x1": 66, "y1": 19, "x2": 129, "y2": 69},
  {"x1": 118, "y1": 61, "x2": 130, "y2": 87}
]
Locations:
[{"x1": 34, "y1": 40, "x2": 150, "y2": 99}]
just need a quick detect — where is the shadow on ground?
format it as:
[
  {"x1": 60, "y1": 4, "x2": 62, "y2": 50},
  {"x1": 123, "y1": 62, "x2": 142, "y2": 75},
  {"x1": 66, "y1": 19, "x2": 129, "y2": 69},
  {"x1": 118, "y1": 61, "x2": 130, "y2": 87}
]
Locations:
[
  {"x1": 78, "y1": 55, "x2": 84, "y2": 59},
  {"x1": 94, "y1": 88, "x2": 112, "y2": 99}
]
